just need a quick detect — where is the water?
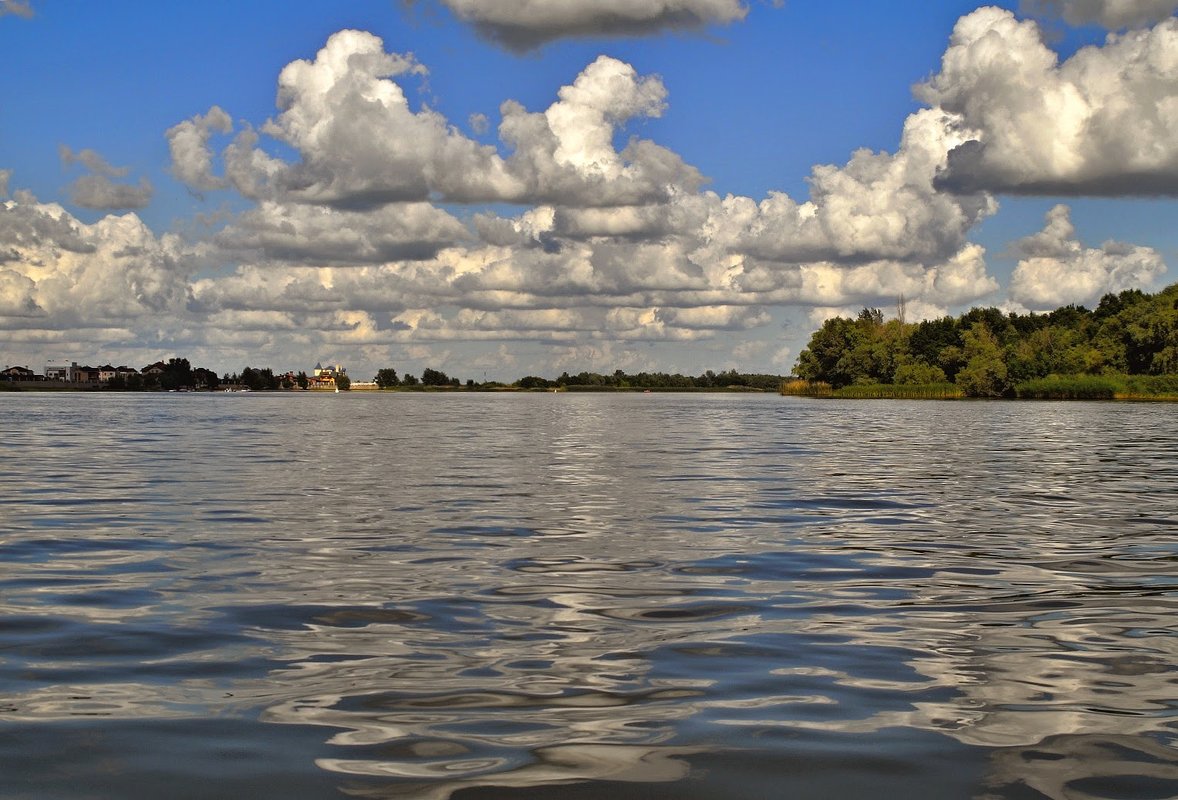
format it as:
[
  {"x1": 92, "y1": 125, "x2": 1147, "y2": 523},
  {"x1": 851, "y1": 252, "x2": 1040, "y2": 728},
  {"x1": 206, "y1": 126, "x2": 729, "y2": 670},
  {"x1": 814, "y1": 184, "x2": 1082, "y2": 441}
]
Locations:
[{"x1": 1, "y1": 392, "x2": 1175, "y2": 799}]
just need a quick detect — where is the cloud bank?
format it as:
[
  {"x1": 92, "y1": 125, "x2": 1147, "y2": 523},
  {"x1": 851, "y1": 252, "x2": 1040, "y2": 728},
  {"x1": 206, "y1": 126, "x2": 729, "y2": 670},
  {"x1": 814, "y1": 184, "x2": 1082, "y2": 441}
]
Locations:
[
  {"x1": 1023, "y1": 0, "x2": 1178, "y2": 28},
  {"x1": 3, "y1": 4, "x2": 1174, "y2": 377}
]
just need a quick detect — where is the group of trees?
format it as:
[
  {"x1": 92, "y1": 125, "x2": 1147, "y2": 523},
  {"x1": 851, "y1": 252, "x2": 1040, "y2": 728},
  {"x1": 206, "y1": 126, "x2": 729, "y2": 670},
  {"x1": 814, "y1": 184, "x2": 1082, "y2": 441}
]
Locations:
[
  {"x1": 222, "y1": 367, "x2": 307, "y2": 391},
  {"x1": 794, "y1": 284, "x2": 1178, "y2": 396},
  {"x1": 375, "y1": 367, "x2": 459, "y2": 388},
  {"x1": 517, "y1": 369, "x2": 783, "y2": 391},
  {"x1": 106, "y1": 358, "x2": 219, "y2": 391},
  {"x1": 371, "y1": 367, "x2": 785, "y2": 391}
]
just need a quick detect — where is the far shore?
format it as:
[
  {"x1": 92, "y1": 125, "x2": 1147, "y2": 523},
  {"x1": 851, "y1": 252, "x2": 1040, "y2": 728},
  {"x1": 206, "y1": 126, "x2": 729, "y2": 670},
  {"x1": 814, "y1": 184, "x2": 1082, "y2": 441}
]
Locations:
[{"x1": 0, "y1": 381, "x2": 776, "y2": 394}]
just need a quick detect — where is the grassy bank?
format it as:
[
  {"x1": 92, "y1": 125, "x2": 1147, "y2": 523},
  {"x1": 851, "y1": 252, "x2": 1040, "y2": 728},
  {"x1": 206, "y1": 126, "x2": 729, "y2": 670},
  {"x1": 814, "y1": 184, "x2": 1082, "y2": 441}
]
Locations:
[
  {"x1": 1014, "y1": 374, "x2": 1178, "y2": 400},
  {"x1": 782, "y1": 374, "x2": 1178, "y2": 400},
  {"x1": 781, "y1": 380, "x2": 962, "y2": 399}
]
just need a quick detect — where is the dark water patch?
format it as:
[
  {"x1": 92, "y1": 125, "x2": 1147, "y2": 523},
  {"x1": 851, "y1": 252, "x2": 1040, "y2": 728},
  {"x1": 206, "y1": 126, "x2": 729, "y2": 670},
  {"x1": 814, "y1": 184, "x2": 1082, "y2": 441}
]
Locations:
[
  {"x1": 51, "y1": 586, "x2": 164, "y2": 609},
  {"x1": 219, "y1": 603, "x2": 428, "y2": 631},
  {"x1": 1, "y1": 620, "x2": 253, "y2": 660},
  {"x1": 431, "y1": 525, "x2": 540, "y2": 538},
  {"x1": 0, "y1": 719, "x2": 346, "y2": 800},
  {"x1": 504, "y1": 556, "x2": 662, "y2": 574},
  {"x1": 594, "y1": 602, "x2": 758, "y2": 623},
  {"x1": 0, "y1": 536, "x2": 181, "y2": 562},
  {"x1": 673, "y1": 550, "x2": 936, "y2": 583}
]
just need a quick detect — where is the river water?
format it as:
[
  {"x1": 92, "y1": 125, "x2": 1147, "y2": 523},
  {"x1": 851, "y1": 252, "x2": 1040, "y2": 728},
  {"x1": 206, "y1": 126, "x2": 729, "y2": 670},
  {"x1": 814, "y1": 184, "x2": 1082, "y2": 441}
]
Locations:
[{"x1": 0, "y1": 392, "x2": 1175, "y2": 799}]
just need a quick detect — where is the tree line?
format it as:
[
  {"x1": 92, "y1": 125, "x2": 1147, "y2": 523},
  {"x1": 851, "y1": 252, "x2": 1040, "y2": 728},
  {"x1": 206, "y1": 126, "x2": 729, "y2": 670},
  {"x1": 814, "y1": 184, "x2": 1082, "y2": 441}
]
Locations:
[
  {"x1": 97, "y1": 362, "x2": 785, "y2": 392},
  {"x1": 374, "y1": 367, "x2": 785, "y2": 391},
  {"x1": 793, "y1": 284, "x2": 1178, "y2": 397}
]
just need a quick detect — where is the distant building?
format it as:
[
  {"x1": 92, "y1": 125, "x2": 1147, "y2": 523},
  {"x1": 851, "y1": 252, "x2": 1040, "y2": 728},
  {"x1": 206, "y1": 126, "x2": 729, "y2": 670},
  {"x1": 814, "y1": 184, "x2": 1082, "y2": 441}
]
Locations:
[
  {"x1": 97, "y1": 365, "x2": 118, "y2": 383},
  {"x1": 142, "y1": 361, "x2": 167, "y2": 376},
  {"x1": 309, "y1": 362, "x2": 346, "y2": 389},
  {"x1": 313, "y1": 362, "x2": 346, "y2": 378},
  {"x1": 45, "y1": 361, "x2": 78, "y2": 382},
  {"x1": 73, "y1": 366, "x2": 100, "y2": 383},
  {"x1": 1, "y1": 365, "x2": 36, "y2": 381}
]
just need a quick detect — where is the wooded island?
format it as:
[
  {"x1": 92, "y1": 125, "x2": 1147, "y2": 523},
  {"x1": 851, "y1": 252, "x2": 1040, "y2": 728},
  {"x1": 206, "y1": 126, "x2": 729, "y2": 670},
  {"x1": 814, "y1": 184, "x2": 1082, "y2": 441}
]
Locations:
[{"x1": 788, "y1": 284, "x2": 1178, "y2": 399}]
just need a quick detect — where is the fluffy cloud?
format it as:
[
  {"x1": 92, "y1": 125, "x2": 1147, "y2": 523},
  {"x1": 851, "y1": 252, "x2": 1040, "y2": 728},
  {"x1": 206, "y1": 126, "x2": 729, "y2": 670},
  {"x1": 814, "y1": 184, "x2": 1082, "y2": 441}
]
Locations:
[
  {"x1": 1023, "y1": 0, "x2": 1178, "y2": 28},
  {"x1": 59, "y1": 146, "x2": 154, "y2": 210},
  {"x1": 710, "y1": 109, "x2": 996, "y2": 265},
  {"x1": 921, "y1": 7, "x2": 1178, "y2": 195},
  {"x1": 427, "y1": 0, "x2": 747, "y2": 51},
  {"x1": 1009, "y1": 204, "x2": 1167, "y2": 308},
  {"x1": 0, "y1": 169, "x2": 10, "y2": 198},
  {"x1": 166, "y1": 106, "x2": 233, "y2": 193},
  {"x1": 66, "y1": 175, "x2": 153, "y2": 211},
  {"x1": 173, "y1": 33, "x2": 700, "y2": 209},
  {"x1": 496, "y1": 55, "x2": 703, "y2": 206},
  {"x1": 214, "y1": 201, "x2": 469, "y2": 266},
  {"x1": 171, "y1": 24, "x2": 1009, "y2": 369},
  {"x1": 0, "y1": 195, "x2": 192, "y2": 333}
]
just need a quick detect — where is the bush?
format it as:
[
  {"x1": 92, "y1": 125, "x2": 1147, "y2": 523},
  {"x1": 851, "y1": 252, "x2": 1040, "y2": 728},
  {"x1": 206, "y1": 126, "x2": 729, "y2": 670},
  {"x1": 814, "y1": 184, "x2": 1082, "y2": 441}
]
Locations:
[{"x1": 1014, "y1": 374, "x2": 1120, "y2": 399}]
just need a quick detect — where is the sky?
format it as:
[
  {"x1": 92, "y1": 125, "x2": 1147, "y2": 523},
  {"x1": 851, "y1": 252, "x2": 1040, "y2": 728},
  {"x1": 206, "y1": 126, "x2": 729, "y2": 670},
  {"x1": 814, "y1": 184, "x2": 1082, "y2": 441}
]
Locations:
[{"x1": 2, "y1": 0, "x2": 1178, "y2": 381}]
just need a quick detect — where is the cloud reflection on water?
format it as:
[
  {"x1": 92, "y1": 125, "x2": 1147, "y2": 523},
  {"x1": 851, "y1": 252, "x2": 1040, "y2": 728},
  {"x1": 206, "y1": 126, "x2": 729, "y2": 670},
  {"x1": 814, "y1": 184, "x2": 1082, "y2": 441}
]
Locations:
[{"x1": 0, "y1": 394, "x2": 1175, "y2": 799}]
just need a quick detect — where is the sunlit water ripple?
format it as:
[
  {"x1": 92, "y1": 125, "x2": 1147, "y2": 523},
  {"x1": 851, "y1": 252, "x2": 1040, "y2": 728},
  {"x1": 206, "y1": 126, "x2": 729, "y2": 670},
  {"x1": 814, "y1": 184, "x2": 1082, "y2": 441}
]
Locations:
[{"x1": 1, "y1": 393, "x2": 1175, "y2": 799}]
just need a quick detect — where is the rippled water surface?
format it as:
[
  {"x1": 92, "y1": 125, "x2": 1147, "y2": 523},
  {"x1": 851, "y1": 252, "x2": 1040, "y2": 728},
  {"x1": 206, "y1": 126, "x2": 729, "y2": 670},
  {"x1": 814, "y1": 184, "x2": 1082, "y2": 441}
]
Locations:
[{"x1": 1, "y1": 392, "x2": 1176, "y2": 799}]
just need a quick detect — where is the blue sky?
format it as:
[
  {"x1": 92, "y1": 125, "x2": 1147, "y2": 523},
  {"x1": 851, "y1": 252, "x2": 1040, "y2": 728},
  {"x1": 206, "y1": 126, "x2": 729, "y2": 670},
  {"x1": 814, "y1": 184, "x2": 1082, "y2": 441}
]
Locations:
[{"x1": 2, "y1": 0, "x2": 1177, "y2": 380}]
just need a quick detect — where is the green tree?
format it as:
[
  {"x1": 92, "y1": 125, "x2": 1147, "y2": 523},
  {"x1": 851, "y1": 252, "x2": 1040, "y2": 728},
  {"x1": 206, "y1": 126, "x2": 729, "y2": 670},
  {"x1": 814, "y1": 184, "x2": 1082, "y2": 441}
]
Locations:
[
  {"x1": 296, "y1": 371, "x2": 309, "y2": 390},
  {"x1": 194, "y1": 367, "x2": 219, "y2": 390},
  {"x1": 375, "y1": 368, "x2": 399, "y2": 389},
  {"x1": 893, "y1": 361, "x2": 947, "y2": 385},
  {"x1": 421, "y1": 367, "x2": 450, "y2": 386},
  {"x1": 956, "y1": 322, "x2": 1009, "y2": 397},
  {"x1": 909, "y1": 316, "x2": 960, "y2": 377},
  {"x1": 516, "y1": 375, "x2": 552, "y2": 389},
  {"x1": 796, "y1": 317, "x2": 868, "y2": 387},
  {"x1": 159, "y1": 357, "x2": 193, "y2": 390},
  {"x1": 335, "y1": 373, "x2": 351, "y2": 391},
  {"x1": 240, "y1": 366, "x2": 277, "y2": 391}
]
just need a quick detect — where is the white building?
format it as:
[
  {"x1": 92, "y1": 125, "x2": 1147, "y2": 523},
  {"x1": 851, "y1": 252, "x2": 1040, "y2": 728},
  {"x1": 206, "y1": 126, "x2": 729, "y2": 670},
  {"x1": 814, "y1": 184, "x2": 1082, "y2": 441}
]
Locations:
[{"x1": 44, "y1": 361, "x2": 77, "y2": 382}]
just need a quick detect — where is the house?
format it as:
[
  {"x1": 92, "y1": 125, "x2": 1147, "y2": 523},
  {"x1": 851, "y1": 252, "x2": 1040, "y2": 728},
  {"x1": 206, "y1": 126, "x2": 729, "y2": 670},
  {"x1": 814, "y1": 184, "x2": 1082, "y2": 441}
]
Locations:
[
  {"x1": 313, "y1": 362, "x2": 346, "y2": 378},
  {"x1": 97, "y1": 365, "x2": 118, "y2": 383},
  {"x1": 142, "y1": 361, "x2": 167, "y2": 376},
  {"x1": 1, "y1": 365, "x2": 36, "y2": 381},
  {"x1": 44, "y1": 361, "x2": 77, "y2": 382},
  {"x1": 73, "y1": 365, "x2": 100, "y2": 383}
]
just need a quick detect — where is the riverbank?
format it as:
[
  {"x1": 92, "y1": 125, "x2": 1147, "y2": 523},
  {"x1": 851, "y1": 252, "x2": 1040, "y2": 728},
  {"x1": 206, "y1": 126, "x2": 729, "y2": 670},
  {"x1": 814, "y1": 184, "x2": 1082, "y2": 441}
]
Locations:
[
  {"x1": 1, "y1": 381, "x2": 776, "y2": 394},
  {"x1": 781, "y1": 374, "x2": 1178, "y2": 400}
]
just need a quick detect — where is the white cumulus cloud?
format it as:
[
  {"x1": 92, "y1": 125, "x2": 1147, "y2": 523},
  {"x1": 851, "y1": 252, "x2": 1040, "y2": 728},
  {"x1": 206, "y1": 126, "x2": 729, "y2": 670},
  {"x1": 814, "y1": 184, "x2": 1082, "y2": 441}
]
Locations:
[
  {"x1": 920, "y1": 7, "x2": 1178, "y2": 195},
  {"x1": 1009, "y1": 204, "x2": 1167, "y2": 308},
  {"x1": 0, "y1": 195, "x2": 193, "y2": 334},
  {"x1": 203, "y1": 33, "x2": 698, "y2": 209},
  {"x1": 166, "y1": 106, "x2": 233, "y2": 193}
]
